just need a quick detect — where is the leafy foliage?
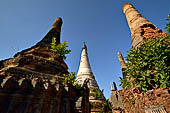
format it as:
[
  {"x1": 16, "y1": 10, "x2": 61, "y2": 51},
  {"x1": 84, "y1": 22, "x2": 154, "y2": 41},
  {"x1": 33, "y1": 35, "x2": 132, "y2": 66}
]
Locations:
[
  {"x1": 90, "y1": 102, "x2": 99, "y2": 108},
  {"x1": 121, "y1": 35, "x2": 170, "y2": 92},
  {"x1": 50, "y1": 37, "x2": 71, "y2": 60},
  {"x1": 165, "y1": 14, "x2": 170, "y2": 33},
  {"x1": 59, "y1": 72, "x2": 82, "y2": 89},
  {"x1": 99, "y1": 99, "x2": 112, "y2": 113},
  {"x1": 90, "y1": 100, "x2": 112, "y2": 113},
  {"x1": 90, "y1": 87, "x2": 101, "y2": 99},
  {"x1": 61, "y1": 72, "x2": 76, "y2": 85}
]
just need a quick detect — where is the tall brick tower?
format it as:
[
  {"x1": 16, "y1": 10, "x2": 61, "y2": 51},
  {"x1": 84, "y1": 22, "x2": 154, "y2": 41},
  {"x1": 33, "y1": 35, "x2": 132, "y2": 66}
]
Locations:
[
  {"x1": 123, "y1": 3, "x2": 167, "y2": 47},
  {"x1": 75, "y1": 43, "x2": 106, "y2": 112}
]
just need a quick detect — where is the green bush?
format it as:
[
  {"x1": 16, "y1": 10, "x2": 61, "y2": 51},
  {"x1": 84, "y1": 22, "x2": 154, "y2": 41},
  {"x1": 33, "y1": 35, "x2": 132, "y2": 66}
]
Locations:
[
  {"x1": 90, "y1": 102, "x2": 99, "y2": 108},
  {"x1": 99, "y1": 99, "x2": 112, "y2": 113},
  {"x1": 50, "y1": 37, "x2": 71, "y2": 60},
  {"x1": 61, "y1": 72, "x2": 76, "y2": 85},
  {"x1": 121, "y1": 35, "x2": 170, "y2": 92},
  {"x1": 59, "y1": 72, "x2": 81, "y2": 89},
  {"x1": 90, "y1": 87, "x2": 101, "y2": 99}
]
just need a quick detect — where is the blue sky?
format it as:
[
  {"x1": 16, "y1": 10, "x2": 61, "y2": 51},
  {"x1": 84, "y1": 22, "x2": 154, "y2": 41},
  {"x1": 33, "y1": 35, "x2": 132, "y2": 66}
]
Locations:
[{"x1": 0, "y1": 0, "x2": 169, "y2": 98}]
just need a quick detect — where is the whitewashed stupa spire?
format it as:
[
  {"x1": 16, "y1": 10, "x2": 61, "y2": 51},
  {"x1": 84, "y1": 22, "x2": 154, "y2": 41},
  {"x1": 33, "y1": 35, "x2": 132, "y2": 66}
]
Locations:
[
  {"x1": 76, "y1": 43, "x2": 106, "y2": 107},
  {"x1": 77, "y1": 42, "x2": 93, "y2": 77}
]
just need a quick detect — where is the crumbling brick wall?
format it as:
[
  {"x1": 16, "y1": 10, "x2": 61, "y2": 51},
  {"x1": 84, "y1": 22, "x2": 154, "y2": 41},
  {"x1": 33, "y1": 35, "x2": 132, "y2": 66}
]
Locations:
[{"x1": 119, "y1": 88, "x2": 170, "y2": 113}]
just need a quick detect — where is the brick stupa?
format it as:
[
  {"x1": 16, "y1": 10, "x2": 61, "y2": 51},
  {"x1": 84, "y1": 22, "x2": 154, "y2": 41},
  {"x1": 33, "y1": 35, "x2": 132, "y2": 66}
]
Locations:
[
  {"x1": 0, "y1": 17, "x2": 89, "y2": 113},
  {"x1": 123, "y1": 3, "x2": 167, "y2": 47}
]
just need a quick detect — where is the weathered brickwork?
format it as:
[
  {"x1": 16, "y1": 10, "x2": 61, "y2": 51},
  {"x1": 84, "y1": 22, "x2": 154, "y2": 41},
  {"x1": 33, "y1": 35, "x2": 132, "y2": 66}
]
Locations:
[
  {"x1": 123, "y1": 3, "x2": 167, "y2": 47},
  {"x1": 0, "y1": 17, "x2": 90, "y2": 113},
  {"x1": 115, "y1": 3, "x2": 170, "y2": 113},
  {"x1": 119, "y1": 88, "x2": 170, "y2": 113}
]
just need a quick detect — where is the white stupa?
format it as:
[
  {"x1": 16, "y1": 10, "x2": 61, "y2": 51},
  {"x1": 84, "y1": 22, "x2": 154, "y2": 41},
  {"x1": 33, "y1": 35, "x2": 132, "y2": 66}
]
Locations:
[{"x1": 75, "y1": 43, "x2": 105, "y2": 103}]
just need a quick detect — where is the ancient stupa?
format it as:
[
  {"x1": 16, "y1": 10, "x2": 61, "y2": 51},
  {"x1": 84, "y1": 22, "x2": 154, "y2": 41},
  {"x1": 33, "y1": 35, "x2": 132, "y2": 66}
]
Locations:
[
  {"x1": 75, "y1": 43, "x2": 106, "y2": 112},
  {"x1": 123, "y1": 3, "x2": 167, "y2": 47},
  {"x1": 117, "y1": 3, "x2": 168, "y2": 75},
  {"x1": 0, "y1": 17, "x2": 89, "y2": 113},
  {"x1": 114, "y1": 3, "x2": 170, "y2": 113},
  {"x1": 109, "y1": 82, "x2": 123, "y2": 112}
]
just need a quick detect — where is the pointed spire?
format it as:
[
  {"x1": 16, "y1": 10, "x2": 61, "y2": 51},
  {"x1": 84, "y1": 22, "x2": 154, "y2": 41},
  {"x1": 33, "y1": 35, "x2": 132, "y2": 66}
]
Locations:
[
  {"x1": 117, "y1": 52, "x2": 127, "y2": 78},
  {"x1": 51, "y1": 17, "x2": 63, "y2": 32},
  {"x1": 82, "y1": 42, "x2": 87, "y2": 50},
  {"x1": 123, "y1": 3, "x2": 152, "y2": 35},
  {"x1": 113, "y1": 82, "x2": 117, "y2": 91},
  {"x1": 75, "y1": 43, "x2": 106, "y2": 105},
  {"x1": 117, "y1": 52, "x2": 126, "y2": 69},
  {"x1": 109, "y1": 81, "x2": 123, "y2": 109},
  {"x1": 36, "y1": 17, "x2": 63, "y2": 46},
  {"x1": 77, "y1": 43, "x2": 93, "y2": 76},
  {"x1": 123, "y1": 3, "x2": 167, "y2": 47}
]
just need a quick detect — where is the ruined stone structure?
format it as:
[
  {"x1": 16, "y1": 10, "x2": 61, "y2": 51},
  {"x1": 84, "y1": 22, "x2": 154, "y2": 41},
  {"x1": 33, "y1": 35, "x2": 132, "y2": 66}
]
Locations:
[
  {"x1": 1, "y1": 2, "x2": 169, "y2": 113},
  {"x1": 0, "y1": 17, "x2": 90, "y2": 113},
  {"x1": 115, "y1": 3, "x2": 170, "y2": 113},
  {"x1": 119, "y1": 88, "x2": 170, "y2": 113},
  {"x1": 75, "y1": 43, "x2": 106, "y2": 113},
  {"x1": 145, "y1": 106, "x2": 167, "y2": 113},
  {"x1": 109, "y1": 82, "x2": 123, "y2": 113},
  {"x1": 123, "y1": 3, "x2": 167, "y2": 47}
]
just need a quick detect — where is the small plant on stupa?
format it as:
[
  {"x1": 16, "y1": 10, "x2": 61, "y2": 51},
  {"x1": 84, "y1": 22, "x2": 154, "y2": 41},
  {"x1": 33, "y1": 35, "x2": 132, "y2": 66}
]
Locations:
[
  {"x1": 50, "y1": 37, "x2": 71, "y2": 60},
  {"x1": 61, "y1": 72, "x2": 76, "y2": 85},
  {"x1": 90, "y1": 102, "x2": 99, "y2": 108},
  {"x1": 99, "y1": 99, "x2": 112, "y2": 113},
  {"x1": 165, "y1": 14, "x2": 170, "y2": 33},
  {"x1": 57, "y1": 72, "x2": 81, "y2": 89},
  {"x1": 121, "y1": 35, "x2": 170, "y2": 92},
  {"x1": 90, "y1": 87, "x2": 101, "y2": 99}
]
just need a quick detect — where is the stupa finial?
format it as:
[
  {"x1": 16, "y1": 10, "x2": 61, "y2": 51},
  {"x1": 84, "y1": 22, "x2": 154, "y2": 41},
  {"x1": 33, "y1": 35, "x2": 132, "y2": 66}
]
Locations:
[{"x1": 36, "y1": 17, "x2": 63, "y2": 46}]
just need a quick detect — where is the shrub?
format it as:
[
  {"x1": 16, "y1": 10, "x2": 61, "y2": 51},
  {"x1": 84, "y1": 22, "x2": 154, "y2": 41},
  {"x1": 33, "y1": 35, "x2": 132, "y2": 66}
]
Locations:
[
  {"x1": 50, "y1": 37, "x2": 71, "y2": 60},
  {"x1": 99, "y1": 99, "x2": 112, "y2": 113},
  {"x1": 61, "y1": 72, "x2": 76, "y2": 85},
  {"x1": 121, "y1": 35, "x2": 170, "y2": 92},
  {"x1": 90, "y1": 87, "x2": 101, "y2": 99},
  {"x1": 58, "y1": 72, "x2": 81, "y2": 89}
]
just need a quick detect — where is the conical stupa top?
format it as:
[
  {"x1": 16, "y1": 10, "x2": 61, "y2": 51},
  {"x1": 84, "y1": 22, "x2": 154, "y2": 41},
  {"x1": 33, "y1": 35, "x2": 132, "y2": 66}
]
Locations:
[
  {"x1": 77, "y1": 42, "x2": 93, "y2": 76},
  {"x1": 117, "y1": 52, "x2": 127, "y2": 78},
  {"x1": 36, "y1": 17, "x2": 63, "y2": 46},
  {"x1": 117, "y1": 52, "x2": 126, "y2": 69},
  {"x1": 123, "y1": 3, "x2": 152, "y2": 35},
  {"x1": 123, "y1": 3, "x2": 167, "y2": 47},
  {"x1": 14, "y1": 17, "x2": 65, "y2": 59},
  {"x1": 51, "y1": 17, "x2": 63, "y2": 32}
]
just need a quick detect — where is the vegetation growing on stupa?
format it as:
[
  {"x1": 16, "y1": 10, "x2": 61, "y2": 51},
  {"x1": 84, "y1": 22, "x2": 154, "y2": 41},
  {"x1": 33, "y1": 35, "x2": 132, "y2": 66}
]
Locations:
[
  {"x1": 99, "y1": 99, "x2": 112, "y2": 113},
  {"x1": 90, "y1": 99, "x2": 112, "y2": 113},
  {"x1": 121, "y1": 15, "x2": 170, "y2": 92},
  {"x1": 90, "y1": 86, "x2": 101, "y2": 99},
  {"x1": 165, "y1": 14, "x2": 170, "y2": 33},
  {"x1": 50, "y1": 37, "x2": 71, "y2": 60}
]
